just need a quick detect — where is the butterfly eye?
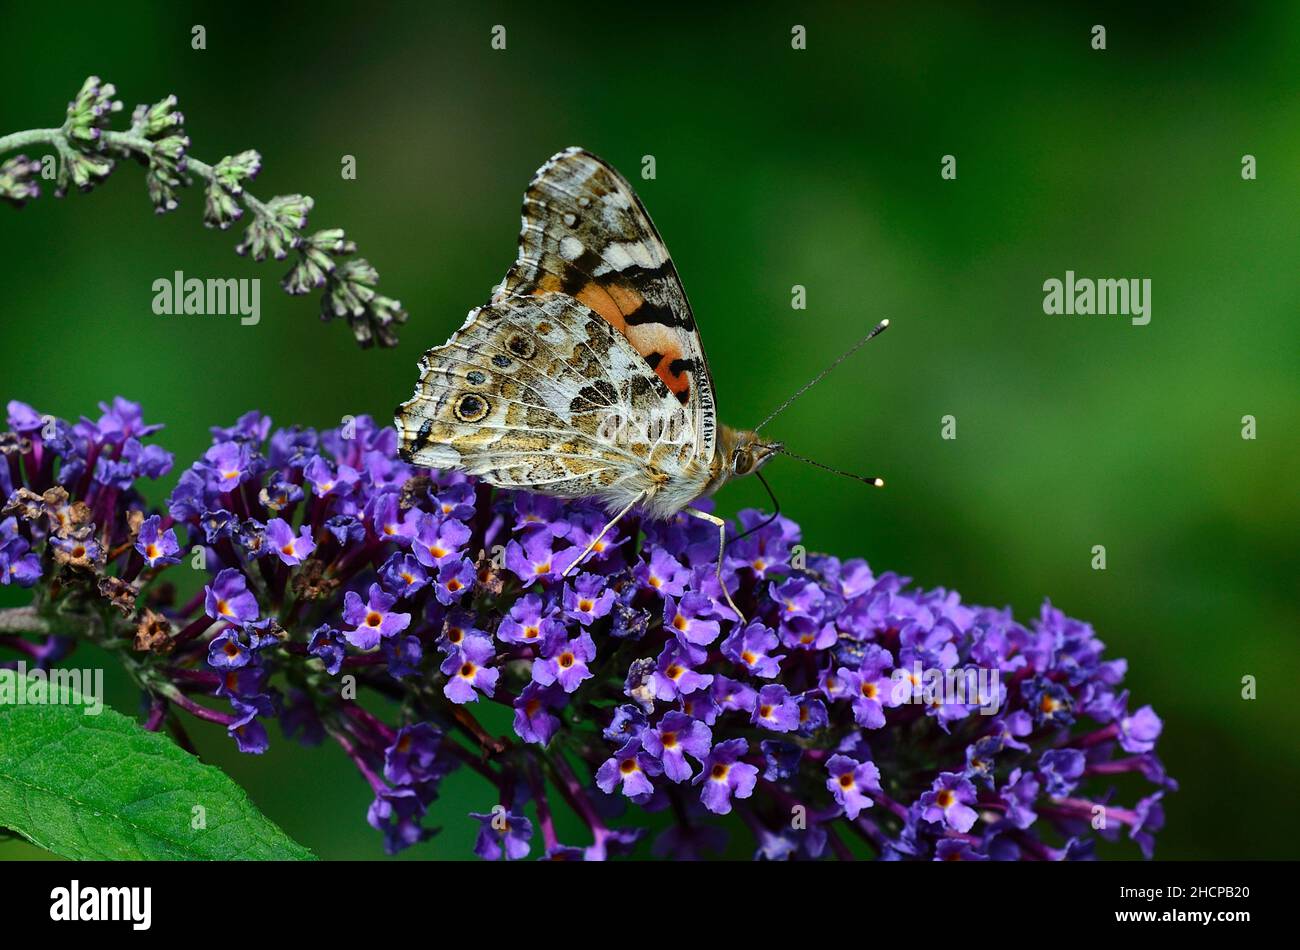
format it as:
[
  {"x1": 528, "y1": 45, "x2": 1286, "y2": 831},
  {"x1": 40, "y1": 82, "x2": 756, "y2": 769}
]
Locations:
[{"x1": 732, "y1": 450, "x2": 753, "y2": 476}]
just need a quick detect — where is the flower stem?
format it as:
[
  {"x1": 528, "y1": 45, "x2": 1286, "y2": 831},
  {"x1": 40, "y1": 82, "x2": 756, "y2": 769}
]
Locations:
[
  {"x1": 0, "y1": 607, "x2": 50, "y2": 635},
  {"x1": 155, "y1": 684, "x2": 235, "y2": 726},
  {"x1": 0, "y1": 128, "x2": 64, "y2": 153}
]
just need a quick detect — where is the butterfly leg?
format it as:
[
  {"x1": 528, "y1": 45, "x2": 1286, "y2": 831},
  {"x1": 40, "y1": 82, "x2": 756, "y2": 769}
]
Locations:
[
  {"x1": 561, "y1": 492, "x2": 646, "y2": 579},
  {"x1": 683, "y1": 506, "x2": 745, "y2": 624}
]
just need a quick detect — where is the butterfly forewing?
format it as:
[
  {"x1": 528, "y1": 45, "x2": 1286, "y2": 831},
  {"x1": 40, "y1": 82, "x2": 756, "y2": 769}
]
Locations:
[{"x1": 495, "y1": 147, "x2": 717, "y2": 463}]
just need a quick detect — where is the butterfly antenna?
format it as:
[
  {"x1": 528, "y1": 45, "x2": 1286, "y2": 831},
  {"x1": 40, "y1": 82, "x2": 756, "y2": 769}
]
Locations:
[
  {"x1": 753, "y1": 319, "x2": 890, "y2": 434},
  {"x1": 774, "y1": 447, "x2": 885, "y2": 488},
  {"x1": 729, "y1": 470, "x2": 782, "y2": 546}
]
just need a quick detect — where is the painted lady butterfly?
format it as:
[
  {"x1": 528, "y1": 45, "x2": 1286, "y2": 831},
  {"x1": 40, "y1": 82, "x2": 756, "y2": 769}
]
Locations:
[{"x1": 396, "y1": 148, "x2": 885, "y2": 616}]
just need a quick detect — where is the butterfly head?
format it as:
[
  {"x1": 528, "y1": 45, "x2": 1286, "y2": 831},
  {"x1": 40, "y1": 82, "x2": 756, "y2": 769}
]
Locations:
[{"x1": 725, "y1": 428, "x2": 783, "y2": 479}]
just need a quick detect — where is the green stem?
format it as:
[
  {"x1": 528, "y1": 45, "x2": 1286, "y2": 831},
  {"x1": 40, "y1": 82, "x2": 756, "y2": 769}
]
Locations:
[
  {"x1": 101, "y1": 129, "x2": 272, "y2": 216},
  {"x1": 0, "y1": 124, "x2": 272, "y2": 218},
  {"x1": 0, "y1": 606, "x2": 50, "y2": 635},
  {"x1": 0, "y1": 128, "x2": 64, "y2": 153},
  {"x1": 0, "y1": 605, "x2": 104, "y2": 640}
]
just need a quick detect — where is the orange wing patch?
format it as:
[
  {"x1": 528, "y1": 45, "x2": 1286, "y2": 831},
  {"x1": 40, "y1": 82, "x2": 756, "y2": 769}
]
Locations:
[
  {"x1": 628, "y1": 325, "x2": 691, "y2": 403},
  {"x1": 573, "y1": 281, "x2": 690, "y2": 402},
  {"x1": 575, "y1": 281, "x2": 630, "y2": 334},
  {"x1": 496, "y1": 147, "x2": 718, "y2": 456},
  {"x1": 530, "y1": 273, "x2": 563, "y2": 296}
]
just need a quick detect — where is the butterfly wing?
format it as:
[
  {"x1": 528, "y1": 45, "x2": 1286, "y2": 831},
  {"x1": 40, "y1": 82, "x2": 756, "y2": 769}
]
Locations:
[
  {"x1": 495, "y1": 147, "x2": 718, "y2": 464},
  {"x1": 396, "y1": 292, "x2": 694, "y2": 498}
]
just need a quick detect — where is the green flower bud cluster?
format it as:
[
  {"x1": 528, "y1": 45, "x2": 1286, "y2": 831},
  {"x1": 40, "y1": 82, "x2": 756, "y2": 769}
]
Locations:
[
  {"x1": 0, "y1": 155, "x2": 42, "y2": 207},
  {"x1": 0, "y1": 76, "x2": 408, "y2": 348}
]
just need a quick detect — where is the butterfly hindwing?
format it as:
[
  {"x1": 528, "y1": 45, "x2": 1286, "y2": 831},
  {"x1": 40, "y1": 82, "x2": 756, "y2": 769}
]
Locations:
[
  {"x1": 495, "y1": 147, "x2": 717, "y2": 463},
  {"x1": 396, "y1": 293, "x2": 693, "y2": 496}
]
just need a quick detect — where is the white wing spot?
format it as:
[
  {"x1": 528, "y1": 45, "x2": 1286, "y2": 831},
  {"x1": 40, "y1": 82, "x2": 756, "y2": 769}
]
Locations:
[
  {"x1": 602, "y1": 241, "x2": 663, "y2": 272},
  {"x1": 559, "y1": 236, "x2": 585, "y2": 261}
]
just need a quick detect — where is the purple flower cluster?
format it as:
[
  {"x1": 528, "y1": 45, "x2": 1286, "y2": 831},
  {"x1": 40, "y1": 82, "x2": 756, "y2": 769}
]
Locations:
[{"x1": 1, "y1": 397, "x2": 1174, "y2": 860}]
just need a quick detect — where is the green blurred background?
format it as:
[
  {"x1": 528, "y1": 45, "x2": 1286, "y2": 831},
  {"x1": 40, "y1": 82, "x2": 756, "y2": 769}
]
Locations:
[{"x1": 1, "y1": 1, "x2": 1296, "y2": 860}]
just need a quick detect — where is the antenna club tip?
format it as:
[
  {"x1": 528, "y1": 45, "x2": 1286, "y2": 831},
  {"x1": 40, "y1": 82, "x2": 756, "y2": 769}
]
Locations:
[
  {"x1": 872, "y1": 477, "x2": 885, "y2": 488},
  {"x1": 880, "y1": 318, "x2": 890, "y2": 327}
]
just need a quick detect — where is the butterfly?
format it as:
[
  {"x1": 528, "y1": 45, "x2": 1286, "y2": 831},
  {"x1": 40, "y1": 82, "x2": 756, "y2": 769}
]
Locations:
[{"x1": 395, "y1": 147, "x2": 886, "y2": 617}]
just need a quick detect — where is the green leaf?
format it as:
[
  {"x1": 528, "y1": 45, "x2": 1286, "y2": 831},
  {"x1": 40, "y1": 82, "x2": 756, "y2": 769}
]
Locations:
[{"x1": 0, "y1": 681, "x2": 314, "y2": 860}]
